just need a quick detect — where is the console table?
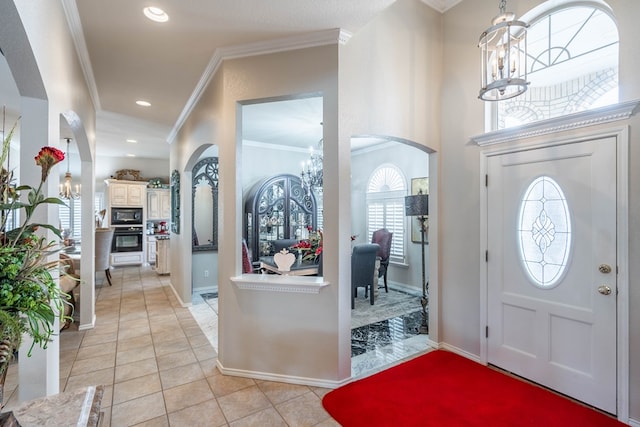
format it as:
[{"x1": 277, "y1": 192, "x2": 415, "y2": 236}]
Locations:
[{"x1": 259, "y1": 256, "x2": 319, "y2": 276}]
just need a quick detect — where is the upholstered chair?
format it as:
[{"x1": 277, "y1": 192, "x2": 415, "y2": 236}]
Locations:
[
  {"x1": 351, "y1": 243, "x2": 380, "y2": 308},
  {"x1": 371, "y1": 228, "x2": 393, "y2": 292},
  {"x1": 95, "y1": 228, "x2": 114, "y2": 286}
]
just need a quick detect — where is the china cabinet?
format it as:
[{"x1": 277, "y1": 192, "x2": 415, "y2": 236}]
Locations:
[{"x1": 244, "y1": 174, "x2": 317, "y2": 262}]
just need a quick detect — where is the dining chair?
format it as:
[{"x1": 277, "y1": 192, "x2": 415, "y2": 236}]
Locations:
[
  {"x1": 241, "y1": 239, "x2": 256, "y2": 273},
  {"x1": 371, "y1": 228, "x2": 393, "y2": 293},
  {"x1": 95, "y1": 228, "x2": 114, "y2": 286},
  {"x1": 351, "y1": 243, "x2": 380, "y2": 309}
]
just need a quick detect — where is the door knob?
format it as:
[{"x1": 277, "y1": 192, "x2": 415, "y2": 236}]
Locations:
[
  {"x1": 597, "y1": 285, "x2": 612, "y2": 295},
  {"x1": 598, "y1": 264, "x2": 612, "y2": 274}
]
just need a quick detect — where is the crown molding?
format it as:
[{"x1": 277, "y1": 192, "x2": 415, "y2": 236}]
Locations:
[
  {"x1": 61, "y1": 0, "x2": 101, "y2": 110},
  {"x1": 471, "y1": 100, "x2": 640, "y2": 146},
  {"x1": 420, "y1": 0, "x2": 464, "y2": 13},
  {"x1": 168, "y1": 28, "x2": 350, "y2": 143}
]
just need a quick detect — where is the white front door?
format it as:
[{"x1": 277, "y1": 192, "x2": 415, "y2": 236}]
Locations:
[{"x1": 486, "y1": 136, "x2": 617, "y2": 414}]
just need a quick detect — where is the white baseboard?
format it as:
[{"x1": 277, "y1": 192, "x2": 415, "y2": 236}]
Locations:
[
  {"x1": 216, "y1": 359, "x2": 350, "y2": 390},
  {"x1": 437, "y1": 341, "x2": 482, "y2": 364}
]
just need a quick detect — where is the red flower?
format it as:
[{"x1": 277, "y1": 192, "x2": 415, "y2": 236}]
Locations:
[
  {"x1": 34, "y1": 146, "x2": 65, "y2": 182},
  {"x1": 315, "y1": 246, "x2": 323, "y2": 256}
]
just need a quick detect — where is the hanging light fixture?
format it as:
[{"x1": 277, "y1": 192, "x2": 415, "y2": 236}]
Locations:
[
  {"x1": 300, "y1": 138, "x2": 323, "y2": 195},
  {"x1": 59, "y1": 138, "x2": 80, "y2": 200},
  {"x1": 478, "y1": 0, "x2": 529, "y2": 101}
]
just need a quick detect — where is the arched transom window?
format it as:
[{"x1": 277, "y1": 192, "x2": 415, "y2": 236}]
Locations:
[{"x1": 494, "y1": 2, "x2": 619, "y2": 130}]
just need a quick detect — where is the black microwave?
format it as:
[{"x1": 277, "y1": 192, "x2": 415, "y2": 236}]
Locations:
[{"x1": 111, "y1": 207, "x2": 143, "y2": 225}]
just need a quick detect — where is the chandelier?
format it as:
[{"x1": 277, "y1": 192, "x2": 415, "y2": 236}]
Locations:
[
  {"x1": 59, "y1": 138, "x2": 80, "y2": 200},
  {"x1": 478, "y1": 0, "x2": 529, "y2": 101},
  {"x1": 301, "y1": 139, "x2": 323, "y2": 194}
]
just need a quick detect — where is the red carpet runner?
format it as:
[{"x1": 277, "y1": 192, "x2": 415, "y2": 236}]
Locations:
[{"x1": 322, "y1": 350, "x2": 626, "y2": 426}]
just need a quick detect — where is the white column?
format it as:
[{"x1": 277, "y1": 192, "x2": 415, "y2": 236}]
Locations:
[{"x1": 18, "y1": 96, "x2": 60, "y2": 401}]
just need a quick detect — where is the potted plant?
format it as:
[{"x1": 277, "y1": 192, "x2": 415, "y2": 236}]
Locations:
[{"x1": 0, "y1": 122, "x2": 72, "y2": 407}]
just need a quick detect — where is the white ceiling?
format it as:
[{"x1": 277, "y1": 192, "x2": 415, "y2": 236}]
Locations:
[{"x1": 1, "y1": 0, "x2": 461, "y2": 175}]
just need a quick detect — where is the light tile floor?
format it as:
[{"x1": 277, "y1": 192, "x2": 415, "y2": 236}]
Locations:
[
  {"x1": 3, "y1": 266, "x2": 431, "y2": 426},
  {"x1": 4, "y1": 266, "x2": 339, "y2": 427}
]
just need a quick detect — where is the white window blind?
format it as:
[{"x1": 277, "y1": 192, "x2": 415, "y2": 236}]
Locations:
[
  {"x1": 366, "y1": 165, "x2": 407, "y2": 262},
  {"x1": 59, "y1": 199, "x2": 82, "y2": 239}
]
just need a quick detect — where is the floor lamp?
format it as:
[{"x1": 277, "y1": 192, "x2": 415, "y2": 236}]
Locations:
[{"x1": 405, "y1": 192, "x2": 429, "y2": 334}]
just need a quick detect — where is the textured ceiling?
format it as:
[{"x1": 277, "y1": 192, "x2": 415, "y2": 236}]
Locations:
[{"x1": 1, "y1": 0, "x2": 461, "y2": 174}]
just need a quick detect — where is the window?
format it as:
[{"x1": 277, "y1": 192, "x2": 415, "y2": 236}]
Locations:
[
  {"x1": 494, "y1": 3, "x2": 619, "y2": 130},
  {"x1": 517, "y1": 176, "x2": 571, "y2": 288},
  {"x1": 59, "y1": 199, "x2": 82, "y2": 239},
  {"x1": 366, "y1": 165, "x2": 406, "y2": 262}
]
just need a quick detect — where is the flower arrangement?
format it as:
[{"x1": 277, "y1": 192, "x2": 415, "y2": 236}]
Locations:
[
  {"x1": 291, "y1": 227, "x2": 323, "y2": 262},
  {"x1": 0, "y1": 121, "x2": 71, "y2": 380}
]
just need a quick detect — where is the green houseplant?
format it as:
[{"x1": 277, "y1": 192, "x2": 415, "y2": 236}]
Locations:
[{"x1": 0, "y1": 122, "x2": 72, "y2": 404}]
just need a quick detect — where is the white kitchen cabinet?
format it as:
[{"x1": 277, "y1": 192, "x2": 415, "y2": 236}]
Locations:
[
  {"x1": 147, "y1": 236, "x2": 157, "y2": 264},
  {"x1": 155, "y1": 237, "x2": 170, "y2": 275},
  {"x1": 111, "y1": 252, "x2": 144, "y2": 266},
  {"x1": 106, "y1": 180, "x2": 146, "y2": 207},
  {"x1": 147, "y1": 189, "x2": 170, "y2": 220}
]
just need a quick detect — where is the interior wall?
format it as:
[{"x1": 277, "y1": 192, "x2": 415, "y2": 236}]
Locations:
[
  {"x1": 341, "y1": 0, "x2": 441, "y2": 343},
  {"x1": 172, "y1": 42, "x2": 348, "y2": 383},
  {"x1": 441, "y1": 0, "x2": 640, "y2": 421},
  {"x1": 0, "y1": 0, "x2": 97, "y2": 400}
]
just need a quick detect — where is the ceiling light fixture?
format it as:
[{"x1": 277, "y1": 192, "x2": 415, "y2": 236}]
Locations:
[
  {"x1": 136, "y1": 100, "x2": 151, "y2": 107},
  {"x1": 143, "y1": 6, "x2": 169, "y2": 23},
  {"x1": 126, "y1": 139, "x2": 138, "y2": 143},
  {"x1": 59, "y1": 138, "x2": 80, "y2": 200},
  {"x1": 478, "y1": 0, "x2": 529, "y2": 101}
]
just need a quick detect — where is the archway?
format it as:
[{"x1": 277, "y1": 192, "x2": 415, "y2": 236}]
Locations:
[{"x1": 350, "y1": 134, "x2": 436, "y2": 375}]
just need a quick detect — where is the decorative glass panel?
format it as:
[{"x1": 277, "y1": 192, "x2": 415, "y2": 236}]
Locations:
[{"x1": 517, "y1": 176, "x2": 571, "y2": 288}]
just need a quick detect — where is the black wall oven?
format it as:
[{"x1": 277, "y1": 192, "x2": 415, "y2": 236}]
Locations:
[
  {"x1": 112, "y1": 227, "x2": 144, "y2": 252},
  {"x1": 111, "y1": 207, "x2": 143, "y2": 226}
]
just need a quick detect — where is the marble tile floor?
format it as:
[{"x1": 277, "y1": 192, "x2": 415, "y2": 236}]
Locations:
[{"x1": 2, "y1": 266, "x2": 338, "y2": 427}]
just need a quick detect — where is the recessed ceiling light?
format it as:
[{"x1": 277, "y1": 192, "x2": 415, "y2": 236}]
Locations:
[
  {"x1": 136, "y1": 100, "x2": 151, "y2": 107},
  {"x1": 126, "y1": 139, "x2": 138, "y2": 143},
  {"x1": 143, "y1": 6, "x2": 169, "y2": 23},
  {"x1": 126, "y1": 154, "x2": 136, "y2": 157}
]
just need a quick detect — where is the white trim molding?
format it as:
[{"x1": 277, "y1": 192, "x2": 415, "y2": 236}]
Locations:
[
  {"x1": 168, "y1": 28, "x2": 350, "y2": 144},
  {"x1": 231, "y1": 274, "x2": 329, "y2": 294},
  {"x1": 471, "y1": 100, "x2": 640, "y2": 146}
]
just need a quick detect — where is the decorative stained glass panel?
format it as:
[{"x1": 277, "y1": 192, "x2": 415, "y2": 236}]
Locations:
[{"x1": 517, "y1": 176, "x2": 571, "y2": 288}]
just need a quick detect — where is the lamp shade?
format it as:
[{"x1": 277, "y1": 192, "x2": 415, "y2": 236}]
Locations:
[{"x1": 405, "y1": 194, "x2": 429, "y2": 216}]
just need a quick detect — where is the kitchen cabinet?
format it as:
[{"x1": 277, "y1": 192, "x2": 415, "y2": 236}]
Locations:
[
  {"x1": 147, "y1": 189, "x2": 170, "y2": 220},
  {"x1": 111, "y1": 252, "x2": 144, "y2": 266},
  {"x1": 147, "y1": 236, "x2": 157, "y2": 264},
  {"x1": 106, "y1": 180, "x2": 146, "y2": 207},
  {"x1": 155, "y1": 237, "x2": 170, "y2": 275},
  {"x1": 244, "y1": 174, "x2": 317, "y2": 262}
]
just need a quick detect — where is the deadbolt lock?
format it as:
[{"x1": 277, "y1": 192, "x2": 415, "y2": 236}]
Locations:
[
  {"x1": 597, "y1": 285, "x2": 612, "y2": 295},
  {"x1": 598, "y1": 264, "x2": 612, "y2": 274}
]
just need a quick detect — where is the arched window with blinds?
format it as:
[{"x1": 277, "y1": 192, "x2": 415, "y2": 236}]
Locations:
[{"x1": 366, "y1": 165, "x2": 406, "y2": 262}]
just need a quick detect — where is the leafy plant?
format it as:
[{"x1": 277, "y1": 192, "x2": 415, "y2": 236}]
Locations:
[{"x1": 0, "y1": 119, "x2": 72, "y2": 373}]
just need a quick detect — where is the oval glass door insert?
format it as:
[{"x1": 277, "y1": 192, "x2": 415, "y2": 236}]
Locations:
[{"x1": 517, "y1": 176, "x2": 572, "y2": 289}]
